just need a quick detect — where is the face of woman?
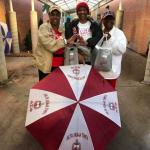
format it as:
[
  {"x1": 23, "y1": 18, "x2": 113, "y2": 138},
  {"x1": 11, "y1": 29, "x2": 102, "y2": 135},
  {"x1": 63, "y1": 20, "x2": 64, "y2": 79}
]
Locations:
[
  {"x1": 49, "y1": 10, "x2": 61, "y2": 27},
  {"x1": 77, "y1": 7, "x2": 89, "y2": 22},
  {"x1": 103, "y1": 16, "x2": 115, "y2": 31}
]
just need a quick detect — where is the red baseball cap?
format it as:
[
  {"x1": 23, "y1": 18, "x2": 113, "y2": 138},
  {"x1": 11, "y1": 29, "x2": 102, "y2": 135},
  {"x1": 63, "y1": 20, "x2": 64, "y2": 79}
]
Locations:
[{"x1": 76, "y1": 2, "x2": 89, "y2": 13}]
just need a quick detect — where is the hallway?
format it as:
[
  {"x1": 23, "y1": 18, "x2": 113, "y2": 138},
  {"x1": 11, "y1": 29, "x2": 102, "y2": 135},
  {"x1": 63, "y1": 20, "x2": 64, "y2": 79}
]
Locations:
[{"x1": 107, "y1": 50, "x2": 150, "y2": 150}]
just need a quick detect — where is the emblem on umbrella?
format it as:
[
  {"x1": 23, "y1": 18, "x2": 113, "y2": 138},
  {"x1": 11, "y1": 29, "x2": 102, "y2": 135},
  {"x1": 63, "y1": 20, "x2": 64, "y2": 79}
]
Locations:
[
  {"x1": 72, "y1": 139, "x2": 81, "y2": 150},
  {"x1": 25, "y1": 65, "x2": 121, "y2": 150},
  {"x1": 29, "y1": 93, "x2": 50, "y2": 114}
]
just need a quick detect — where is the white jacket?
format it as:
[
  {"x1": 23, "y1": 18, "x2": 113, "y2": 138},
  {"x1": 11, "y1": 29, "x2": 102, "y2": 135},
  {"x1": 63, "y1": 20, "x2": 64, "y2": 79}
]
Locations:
[{"x1": 99, "y1": 26, "x2": 127, "y2": 79}]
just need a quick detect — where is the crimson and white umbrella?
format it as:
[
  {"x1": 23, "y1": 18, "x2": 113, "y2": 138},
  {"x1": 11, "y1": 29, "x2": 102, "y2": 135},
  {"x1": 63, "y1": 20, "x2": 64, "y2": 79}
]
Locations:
[{"x1": 25, "y1": 65, "x2": 121, "y2": 150}]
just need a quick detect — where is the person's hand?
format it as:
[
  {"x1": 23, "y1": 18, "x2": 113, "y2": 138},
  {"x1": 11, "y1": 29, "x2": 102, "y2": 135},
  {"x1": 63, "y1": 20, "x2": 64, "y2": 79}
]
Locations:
[
  {"x1": 78, "y1": 53, "x2": 85, "y2": 64},
  {"x1": 73, "y1": 27, "x2": 78, "y2": 34},
  {"x1": 67, "y1": 34, "x2": 78, "y2": 45},
  {"x1": 78, "y1": 36, "x2": 88, "y2": 46}
]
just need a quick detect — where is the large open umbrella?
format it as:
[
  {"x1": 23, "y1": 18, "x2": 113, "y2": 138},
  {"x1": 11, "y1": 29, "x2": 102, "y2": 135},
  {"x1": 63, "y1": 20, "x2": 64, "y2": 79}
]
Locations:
[{"x1": 25, "y1": 65, "x2": 121, "y2": 150}]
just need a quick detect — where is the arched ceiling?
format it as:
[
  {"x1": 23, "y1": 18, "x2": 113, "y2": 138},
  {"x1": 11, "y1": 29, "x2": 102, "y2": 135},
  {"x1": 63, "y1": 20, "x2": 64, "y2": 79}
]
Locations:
[{"x1": 39, "y1": 0, "x2": 113, "y2": 12}]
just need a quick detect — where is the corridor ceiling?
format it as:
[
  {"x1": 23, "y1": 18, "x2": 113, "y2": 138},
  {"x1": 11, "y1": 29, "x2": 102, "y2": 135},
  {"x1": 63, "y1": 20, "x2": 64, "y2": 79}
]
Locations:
[{"x1": 39, "y1": 0, "x2": 113, "y2": 12}]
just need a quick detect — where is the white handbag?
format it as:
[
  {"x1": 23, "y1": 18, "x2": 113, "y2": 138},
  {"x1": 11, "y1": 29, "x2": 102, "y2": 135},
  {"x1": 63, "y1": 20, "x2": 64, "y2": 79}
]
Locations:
[{"x1": 93, "y1": 34, "x2": 112, "y2": 72}]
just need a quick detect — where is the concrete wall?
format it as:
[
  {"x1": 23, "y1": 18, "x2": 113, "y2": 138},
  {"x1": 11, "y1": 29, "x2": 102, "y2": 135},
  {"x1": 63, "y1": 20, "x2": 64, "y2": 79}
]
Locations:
[
  {"x1": 0, "y1": 0, "x2": 6, "y2": 22},
  {"x1": 91, "y1": 0, "x2": 150, "y2": 54}
]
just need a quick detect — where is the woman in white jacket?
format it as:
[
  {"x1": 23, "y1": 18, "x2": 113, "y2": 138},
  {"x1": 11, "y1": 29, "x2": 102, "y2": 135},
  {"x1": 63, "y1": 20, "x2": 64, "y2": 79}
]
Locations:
[{"x1": 99, "y1": 10, "x2": 127, "y2": 88}]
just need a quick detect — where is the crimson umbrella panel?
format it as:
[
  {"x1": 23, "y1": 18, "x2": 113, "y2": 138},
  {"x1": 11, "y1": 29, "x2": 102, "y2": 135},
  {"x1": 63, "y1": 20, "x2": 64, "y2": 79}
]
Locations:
[{"x1": 25, "y1": 65, "x2": 121, "y2": 150}]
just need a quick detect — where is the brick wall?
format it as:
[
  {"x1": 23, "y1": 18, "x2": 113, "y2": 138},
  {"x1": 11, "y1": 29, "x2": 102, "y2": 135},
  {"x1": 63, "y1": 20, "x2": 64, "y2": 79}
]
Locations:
[
  {"x1": 0, "y1": 0, "x2": 6, "y2": 22},
  {"x1": 4, "y1": 0, "x2": 43, "y2": 50},
  {"x1": 91, "y1": 0, "x2": 150, "y2": 54}
]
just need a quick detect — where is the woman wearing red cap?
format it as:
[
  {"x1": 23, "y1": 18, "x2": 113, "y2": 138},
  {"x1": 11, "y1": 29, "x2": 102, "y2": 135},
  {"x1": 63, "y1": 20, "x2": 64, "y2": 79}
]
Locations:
[{"x1": 65, "y1": 2, "x2": 103, "y2": 64}]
